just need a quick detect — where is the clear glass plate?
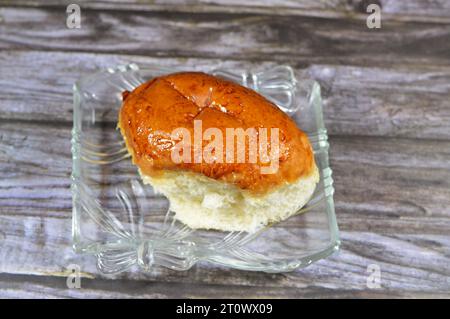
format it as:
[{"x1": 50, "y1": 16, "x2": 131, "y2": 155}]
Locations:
[{"x1": 71, "y1": 63, "x2": 340, "y2": 274}]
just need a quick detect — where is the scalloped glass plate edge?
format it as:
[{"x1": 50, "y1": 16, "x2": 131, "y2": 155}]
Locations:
[{"x1": 71, "y1": 63, "x2": 340, "y2": 274}]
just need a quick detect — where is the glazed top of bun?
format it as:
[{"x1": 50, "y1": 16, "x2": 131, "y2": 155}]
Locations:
[{"x1": 118, "y1": 72, "x2": 315, "y2": 194}]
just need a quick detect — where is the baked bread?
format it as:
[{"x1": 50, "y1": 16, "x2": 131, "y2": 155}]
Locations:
[{"x1": 118, "y1": 72, "x2": 319, "y2": 232}]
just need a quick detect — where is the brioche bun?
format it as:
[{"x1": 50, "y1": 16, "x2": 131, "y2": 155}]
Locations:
[{"x1": 118, "y1": 72, "x2": 319, "y2": 232}]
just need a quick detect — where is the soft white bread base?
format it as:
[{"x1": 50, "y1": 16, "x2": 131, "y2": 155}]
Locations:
[{"x1": 140, "y1": 165, "x2": 320, "y2": 233}]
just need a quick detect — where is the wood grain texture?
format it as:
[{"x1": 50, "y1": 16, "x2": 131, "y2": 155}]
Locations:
[
  {"x1": 1, "y1": 50, "x2": 449, "y2": 139},
  {"x1": 1, "y1": 215, "x2": 449, "y2": 297},
  {"x1": 0, "y1": 122, "x2": 449, "y2": 297},
  {"x1": 0, "y1": 7, "x2": 450, "y2": 67},
  {"x1": 0, "y1": 1, "x2": 449, "y2": 299},
  {"x1": 0, "y1": 273, "x2": 448, "y2": 299},
  {"x1": 2, "y1": 0, "x2": 450, "y2": 23}
]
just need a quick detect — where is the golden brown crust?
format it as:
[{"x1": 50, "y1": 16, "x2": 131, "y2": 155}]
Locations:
[{"x1": 118, "y1": 72, "x2": 315, "y2": 194}]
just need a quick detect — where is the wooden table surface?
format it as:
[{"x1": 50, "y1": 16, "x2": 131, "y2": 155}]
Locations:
[{"x1": 0, "y1": 0, "x2": 449, "y2": 298}]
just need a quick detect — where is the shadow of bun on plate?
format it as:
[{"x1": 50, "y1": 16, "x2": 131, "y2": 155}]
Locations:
[{"x1": 118, "y1": 72, "x2": 319, "y2": 233}]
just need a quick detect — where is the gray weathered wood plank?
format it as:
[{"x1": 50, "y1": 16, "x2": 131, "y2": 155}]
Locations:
[
  {"x1": 0, "y1": 273, "x2": 448, "y2": 299},
  {"x1": 0, "y1": 122, "x2": 449, "y2": 297},
  {"x1": 2, "y1": 0, "x2": 450, "y2": 23},
  {"x1": 1, "y1": 215, "x2": 449, "y2": 296},
  {"x1": 0, "y1": 7, "x2": 449, "y2": 67},
  {"x1": 2, "y1": 122, "x2": 450, "y2": 227},
  {"x1": 1, "y1": 51, "x2": 449, "y2": 139}
]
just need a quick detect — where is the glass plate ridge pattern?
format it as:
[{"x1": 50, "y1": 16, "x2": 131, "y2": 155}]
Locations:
[{"x1": 71, "y1": 63, "x2": 340, "y2": 274}]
